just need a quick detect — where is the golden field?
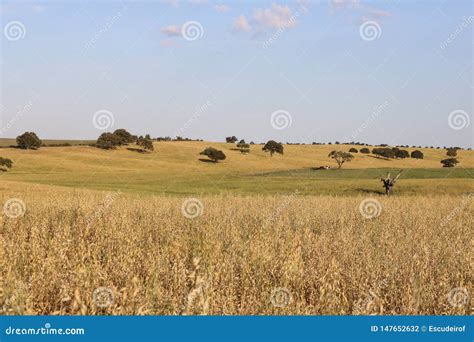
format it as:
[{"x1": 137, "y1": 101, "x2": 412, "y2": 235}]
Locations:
[{"x1": 0, "y1": 181, "x2": 472, "y2": 315}]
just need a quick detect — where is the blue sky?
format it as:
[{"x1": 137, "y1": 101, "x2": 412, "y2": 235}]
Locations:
[{"x1": 1, "y1": 0, "x2": 472, "y2": 147}]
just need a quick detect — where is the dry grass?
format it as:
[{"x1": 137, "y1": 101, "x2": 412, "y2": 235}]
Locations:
[{"x1": 1, "y1": 182, "x2": 471, "y2": 315}]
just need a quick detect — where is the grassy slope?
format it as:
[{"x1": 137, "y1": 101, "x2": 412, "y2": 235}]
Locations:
[{"x1": 0, "y1": 141, "x2": 472, "y2": 195}]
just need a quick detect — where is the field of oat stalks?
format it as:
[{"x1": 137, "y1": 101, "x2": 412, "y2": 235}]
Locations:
[{"x1": 0, "y1": 182, "x2": 471, "y2": 315}]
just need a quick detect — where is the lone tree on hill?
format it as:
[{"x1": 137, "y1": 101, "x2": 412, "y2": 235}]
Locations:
[
  {"x1": 262, "y1": 140, "x2": 284, "y2": 157},
  {"x1": 200, "y1": 147, "x2": 226, "y2": 162},
  {"x1": 16, "y1": 132, "x2": 42, "y2": 149},
  {"x1": 226, "y1": 136, "x2": 238, "y2": 143},
  {"x1": 410, "y1": 150, "x2": 424, "y2": 159},
  {"x1": 0, "y1": 157, "x2": 13, "y2": 171},
  {"x1": 360, "y1": 147, "x2": 370, "y2": 154},
  {"x1": 446, "y1": 148, "x2": 457, "y2": 157},
  {"x1": 96, "y1": 132, "x2": 121, "y2": 149},
  {"x1": 113, "y1": 129, "x2": 135, "y2": 145},
  {"x1": 440, "y1": 158, "x2": 459, "y2": 167},
  {"x1": 328, "y1": 151, "x2": 354, "y2": 169},
  {"x1": 136, "y1": 136, "x2": 154, "y2": 152}
]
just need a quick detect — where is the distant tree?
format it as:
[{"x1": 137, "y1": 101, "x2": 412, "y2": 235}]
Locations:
[
  {"x1": 328, "y1": 151, "x2": 354, "y2": 169},
  {"x1": 262, "y1": 140, "x2": 284, "y2": 157},
  {"x1": 446, "y1": 148, "x2": 457, "y2": 157},
  {"x1": 349, "y1": 147, "x2": 358, "y2": 153},
  {"x1": 410, "y1": 150, "x2": 424, "y2": 159},
  {"x1": 440, "y1": 158, "x2": 459, "y2": 167},
  {"x1": 200, "y1": 147, "x2": 226, "y2": 162},
  {"x1": 238, "y1": 139, "x2": 246, "y2": 144},
  {"x1": 0, "y1": 157, "x2": 13, "y2": 171},
  {"x1": 236, "y1": 142, "x2": 250, "y2": 154},
  {"x1": 113, "y1": 129, "x2": 135, "y2": 145},
  {"x1": 394, "y1": 149, "x2": 409, "y2": 159},
  {"x1": 226, "y1": 136, "x2": 238, "y2": 143},
  {"x1": 145, "y1": 134, "x2": 151, "y2": 140},
  {"x1": 136, "y1": 136, "x2": 154, "y2": 152},
  {"x1": 250, "y1": 141, "x2": 255, "y2": 145},
  {"x1": 16, "y1": 132, "x2": 42, "y2": 149},
  {"x1": 360, "y1": 147, "x2": 370, "y2": 154},
  {"x1": 372, "y1": 147, "x2": 395, "y2": 159},
  {"x1": 96, "y1": 132, "x2": 121, "y2": 149}
]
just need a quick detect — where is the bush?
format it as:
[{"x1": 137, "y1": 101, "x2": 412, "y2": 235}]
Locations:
[
  {"x1": 136, "y1": 136, "x2": 154, "y2": 152},
  {"x1": 372, "y1": 147, "x2": 395, "y2": 159},
  {"x1": 237, "y1": 142, "x2": 250, "y2": 154},
  {"x1": 446, "y1": 148, "x2": 457, "y2": 157},
  {"x1": 16, "y1": 132, "x2": 42, "y2": 149},
  {"x1": 411, "y1": 150, "x2": 424, "y2": 159},
  {"x1": 360, "y1": 148, "x2": 370, "y2": 154},
  {"x1": 395, "y1": 149, "x2": 409, "y2": 159},
  {"x1": 262, "y1": 140, "x2": 284, "y2": 157},
  {"x1": 349, "y1": 148, "x2": 358, "y2": 153},
  {"x1": 440, "y1": 158, "x2": 459, "y2": 167},
  {"x1": 226, "y1": 136, "x2": 238, "y2": 143},
  {"x1": 96, "y1": 132, "x2": 121, "y2": 149},
  {"x1": 200, "y1": 147, "x2": 226, "y2": 162},
  {"x1": 0, "y1": 157, "x2": 13, "y2": 171}
]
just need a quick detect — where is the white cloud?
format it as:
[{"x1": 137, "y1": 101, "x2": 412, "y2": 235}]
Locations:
[
  {"x1": 161, "y1": 25, "x2": 182, "y2": 37},
  {"x1": 214, "y1": 4, "x2": 230, "y2": 13},
  {"x1": 253, "y1": 4, "x2": 297, "y2": 30},
  {"x1": 233, "y1": 15, "x2": 251, "y2": 32}
]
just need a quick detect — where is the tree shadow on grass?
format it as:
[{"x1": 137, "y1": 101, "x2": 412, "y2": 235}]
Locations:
[
  {"x1": 126, "y1": 147, "x2": 147, "y2": 153},
  {"x1": 198, "y1": 158, "x2": 218, "y2": 163},
  {"x1": 355, "y1": 188, "x2": 385, "y2": 195}
]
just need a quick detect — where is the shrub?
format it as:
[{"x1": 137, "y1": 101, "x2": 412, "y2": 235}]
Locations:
[
  {"x1": 200, "y1": 147, "x2": 226, "y2": 162},
  {"x1": 372, "y1": 147, "x2": 395, "y2": 159},
  {"x1": 16, "y1": 132, "x2": 42, "y2": 149},
  {"x1": 440, "y1": 158, "x2": 459, "y2": 167},
  {"x1": 349, "y1": 148, "x2": 358, "y2": 153},
  {"x1": 236, "y1": 142, "x2": 250, "y2": 154},
  {"x1": 411, "y1": 150, "x2": 424, "y2": 159},
  {"x1": 360, "y1": 148, "x2": 370, "y2": 154},
  {"x1": 328, "y1": 151, "x2": 354, "y2": 169},
  {"x1": 395, "y1": 149, "x2": 409, "y2": 159},
  {"x1": 0, "y1": 157, "x2": 13, "y2": 171},
  {"x1": 226, "y1": 136, "x2": 238, "y2": 143},
  {"x1": 446, "y1": 148, "x2": 457, "y2": 157},
  {"x1": 262, "y1": 140, "x2": 284, "y2": 157},
  {"x1": 136, "y1": 136, "x2": 154, "y2": 152}
]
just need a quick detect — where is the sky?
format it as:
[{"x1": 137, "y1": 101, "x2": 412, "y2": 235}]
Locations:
[{"x1": 0, "y1": 0, "x2": 472, "y2": 147}]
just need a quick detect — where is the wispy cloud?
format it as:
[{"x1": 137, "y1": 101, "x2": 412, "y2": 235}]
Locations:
[
  {"x1": 214, "y1": 4, "x2": 230, "y2": 13},
  {"x1": 233, "y1": 15, "x2": 251, "y2": 32},
  {"x1": 161, "y1": 25, "x2": 182, "y2": 37}
]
